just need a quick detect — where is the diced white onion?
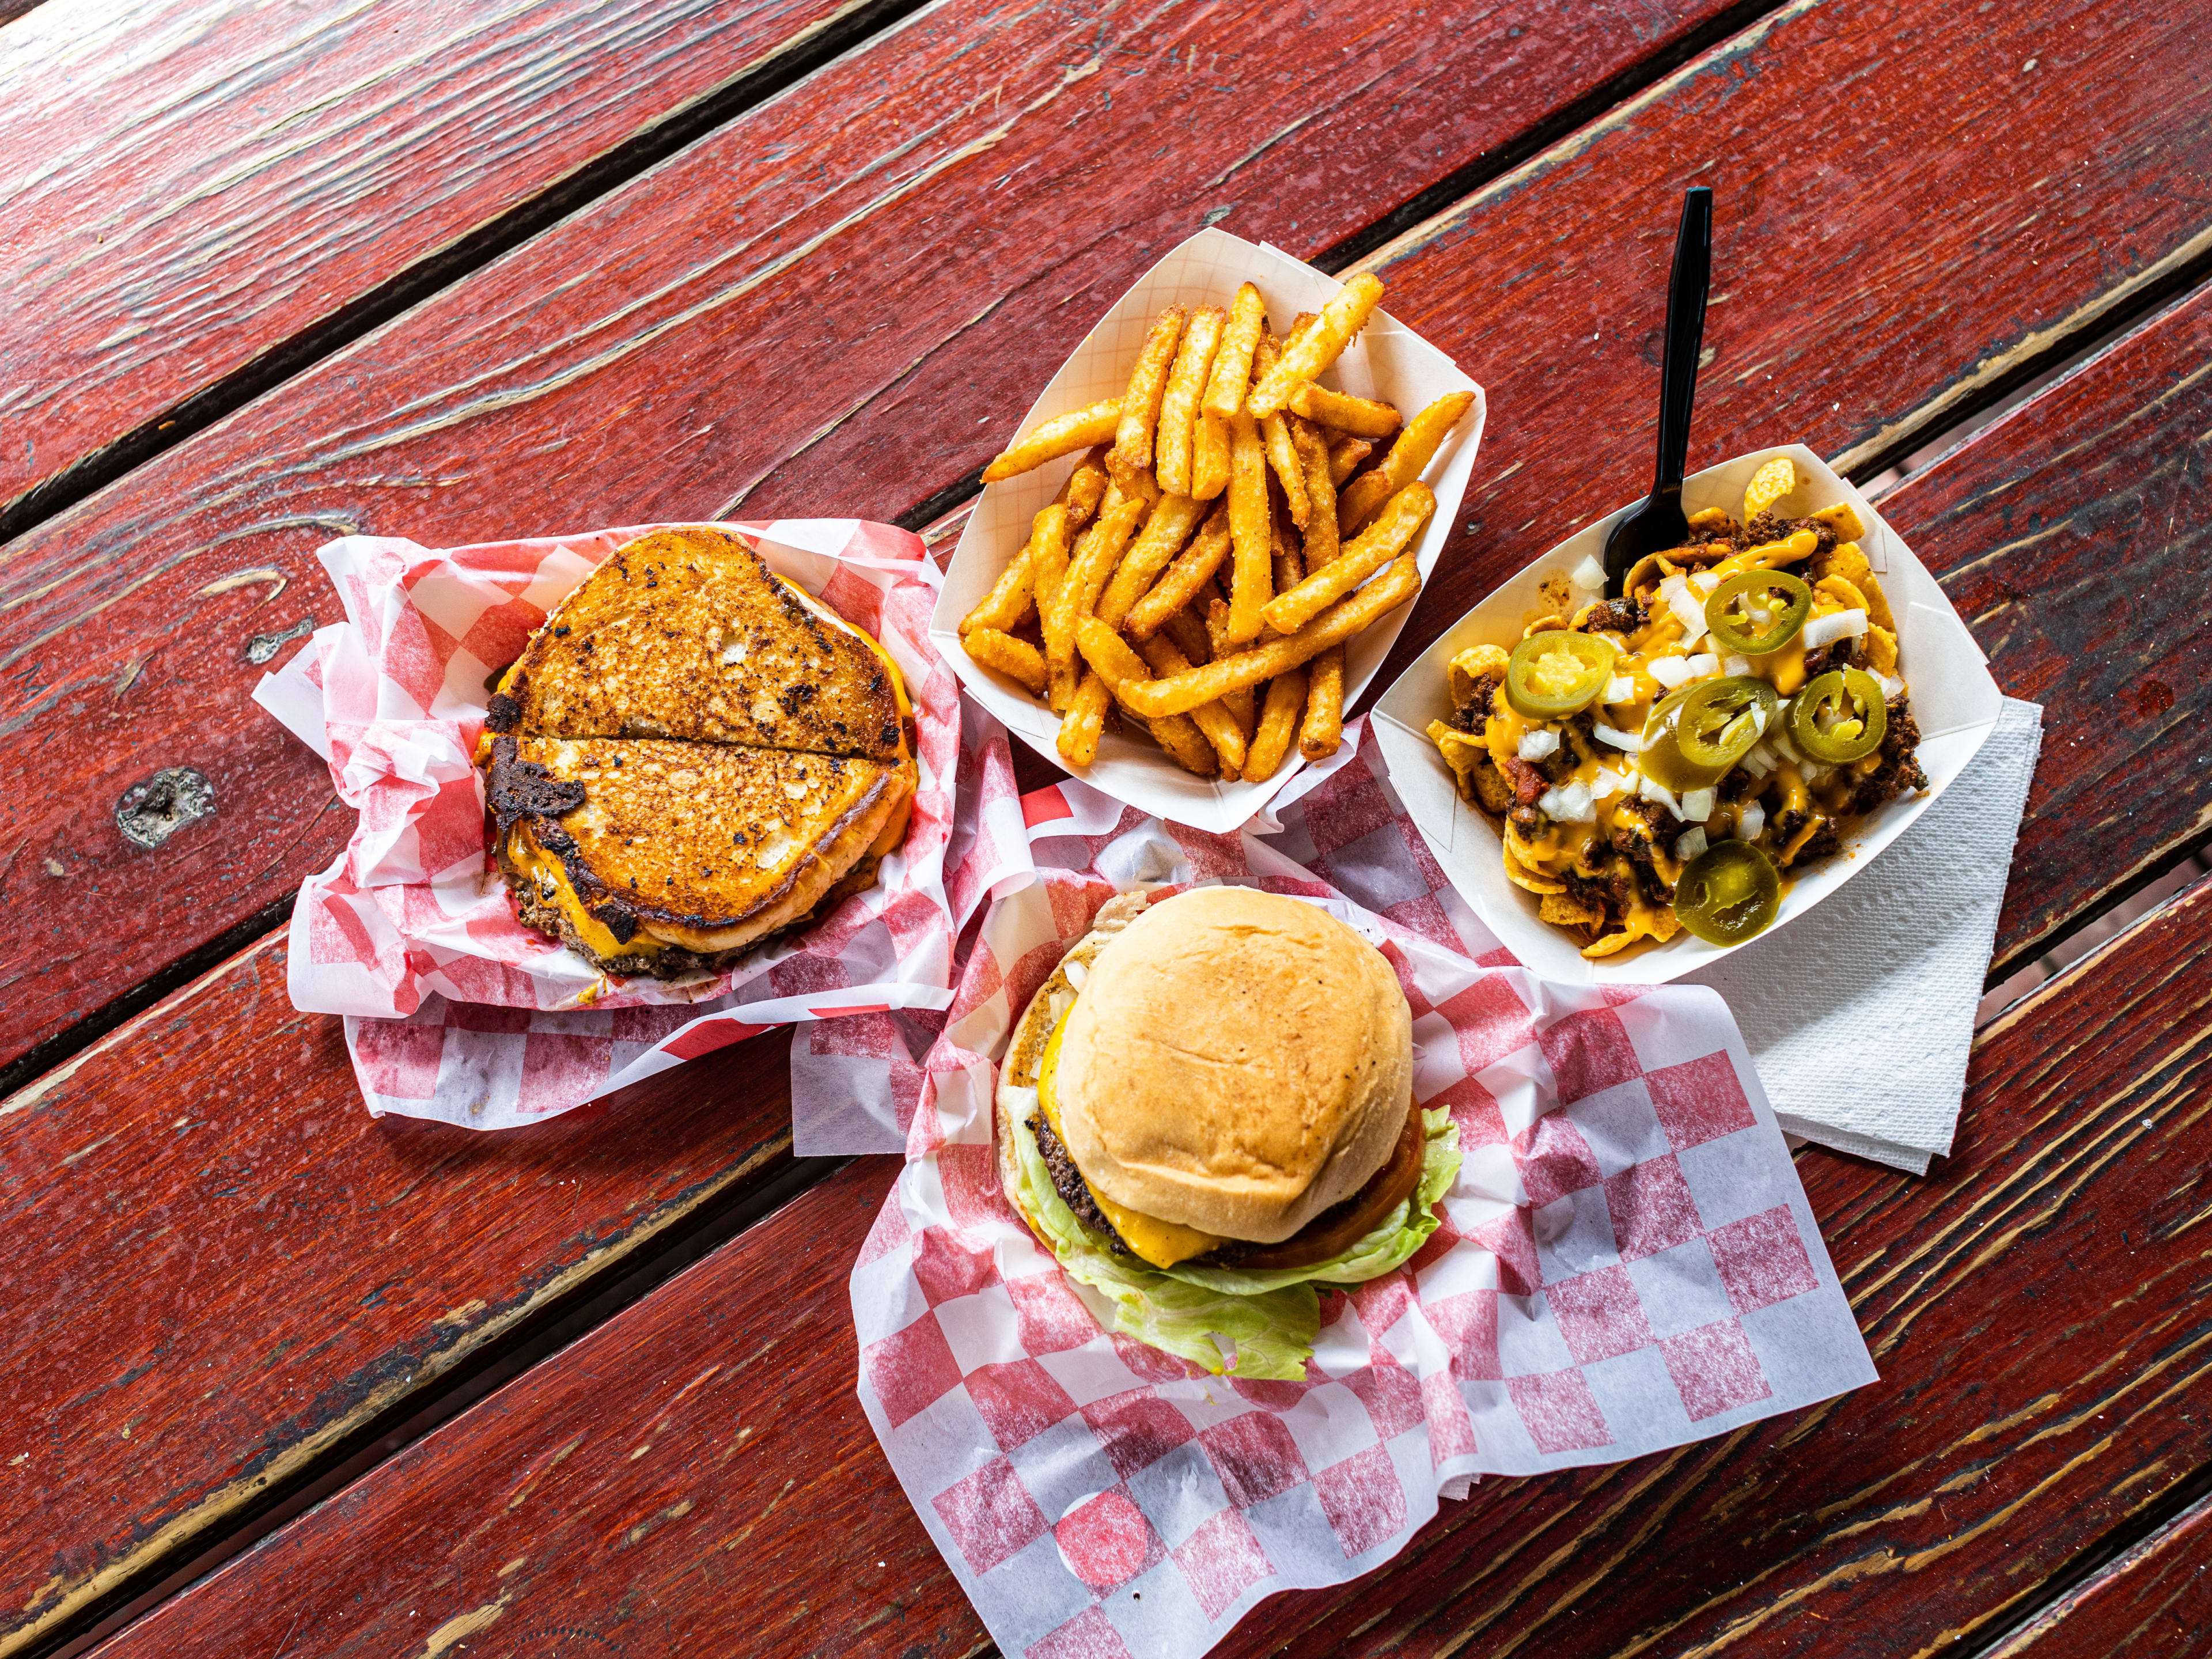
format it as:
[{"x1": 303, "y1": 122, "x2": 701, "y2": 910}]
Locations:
[
  {"x1": 1647, "y1": 654, "x2": 1693, "y2": 690},
  {"x1": 1603, "y1": 675, "x2": 1635, "y2": 705},
  {"x1": 1668, "y1": 583, "x2": 1709, "y2": 639},
  {"x1": 1570, "y1": 554, "x2": 1607, "y2": 591},
  {"x1": 1674, "y1": 826, "x2": 1709, "y2": 861},
  {"x1": 1594, "y1": 723, "x2": 1644, "y2": 753},
  {"x1": 1802, "y1": 608, "x2": 1869, "y2": 649},
  {"x1": 1738, "y1": 801, "x2": 1766, "y2": 840},
  {"x1": 1749, "y1": 607, "x2": 1772, "y2": 626},
  {"x1": 1770, "y1": 728, "x2": 1804, "y2": 764},
  {"x1": 1538, "y1": 779, "x2": 1597, "y2": 823},
  {"x1": 1591, "y1": 768, "x2": 1626, "y2": 800},
  {"x1": 1805, "y1": 763, "x2": 1835, "y2": 787},
  {"x1": 1518, "y1": 728, "x2": 1560, "y2": 762},
  {"x1": 1722, "y1": 653, "x2": 1753, "y2": 677},
  {"x1": 1063, "y1": 959, "x2": 1089, "y2": 990},
  {"x1": 1658, "y1": 573, "x2": 1687, "y2": 603},
  {"x1": 1876, "y1": 672, "x2": 1905, "y2": 699},
  {"x1": 1689, "y1": 570, "x2": 1721, "y2": 596},
  {"x1": 1639, "y1": 774, "x2": 1684, "y2": 820},
  {"x1": 1685, "y1": 653, "x2": 1719, "y2": 678},
  {"x1": 1680, "y1": 786, "x2": 1717, "y2": 822},
  {"x1": 1751, "y1": 703, "x2": 1768, "y2": 733},
  {"x1": 1740, "y1": 744, "x2": 1775, "y2": 778}
]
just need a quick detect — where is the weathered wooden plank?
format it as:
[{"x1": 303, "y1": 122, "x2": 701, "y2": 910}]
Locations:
[
  {"x1": 16, "y1": 0, "x2": 2130, "y2": 1078},
  {"x1": 0, "y1": 931, "x2": 809, "y2": 1656},
  {"x1": 1983, "y1": 1491, "x2": 2212, "y2": 1657},
  {"x1": 82, "y1": 875, "x2": 2212, "y2": 1658},
  {"x1": 1880, "y1": 283, "x2": 2212, "y2": 978},
  {"x1": 0, "y1": 0, "x2": 895, "y2": 528}
]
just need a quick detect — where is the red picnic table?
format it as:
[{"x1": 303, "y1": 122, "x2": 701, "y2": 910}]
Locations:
[{"x1": 2, "y1": 0, "x2": 2208, "y2": 1654}]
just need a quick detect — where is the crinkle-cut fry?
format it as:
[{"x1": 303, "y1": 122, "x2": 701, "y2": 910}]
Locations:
[
  {"x1": 1250, "y1": 335, "x2": 1306, "y2": 526},
  {"x1": 1139, "y1": 634, "x2": 1245, "y2": 775},
  {"x1": 1046, "y1": 489, "x2": 1144, "y2": 710},
  {"x1": 1265, "y1": 482, "x2": 1433, "y2": 635},
  {"x1": 1224, "y1": 412, "x2": 1273, "y2": 644},
  {"x1": 1338, "y1": 390, "x2": 1475, "y2": 534},
  {"x1": 1190, "y1": 410, "x2": 1231, "y2": 501},
  {"x1": 1244, "y1": 667, "x2": 1308, "y2": 782},
  {"x1": 1075, "y1": 619, "x2": 1213, "y2": 775},
  {"x1": 982, "y1": 399, "x2": 1122, "y2": 483},
  {"x1": 1291, "y1": 416, "x2": 1340, "y2": 574},
  {"x1": 963, "y1": 500, "x2": 1069, "y2": 636},
  {"x1": 1124, "y1": 506, "x2": 1231, "y2": 640},
  {"x1": 1109, "y1": 306, "x2": 1187, "y2": 482},
  {"x1": 1327, "y1": 435, "x2": 1373, "y2": 486},
  {"x1": 1056, "y1": 671, "x2": 1112, "y2": 766},
  {"x1": 1289, "y1": 382, "x2": 1399, "y2": 440},
  {"x1": 1098, "y1": 493, "x2": 1206, "y2": 628},
  {"x1": 1154, "y1": 305, "x2": 1224, "y2": 497},
  {"x1": 1248, "y1": 274, "x2": 1384, "y2": 418},
  {"x1": 1202, "y1": 282, "x2": 1268, "y2": 420},
  {"x1": 964, "y1": 628, "x2": 1048, "y2": 695},
  {"x1": 1298, "y1": 643, "x2": 1344, "y2": 761},
  {"x1": 1123, "y1": 552, "x2": 1419, "y2": 719}
]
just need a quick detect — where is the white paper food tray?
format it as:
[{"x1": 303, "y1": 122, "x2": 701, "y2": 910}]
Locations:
[
  {"x1": 930, "y1": 227, "x2": 1485, "y2": 833},
  {"x1": 1371, "y1": 442, "x2": 2003, "y2": 984}
]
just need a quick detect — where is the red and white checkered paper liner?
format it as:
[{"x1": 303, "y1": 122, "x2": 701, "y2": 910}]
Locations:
[
  {"x1": 253, "y1": 520, "x2": 1036, "y2": 1133},
  {"x1": 851, "y1": 729, "x2": 1876, "y2": 1659}
]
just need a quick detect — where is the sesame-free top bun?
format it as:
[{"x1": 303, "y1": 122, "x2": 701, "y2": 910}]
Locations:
[{"x1": 1053, "y1": 887, "x2": 1412, "y2": 1244}]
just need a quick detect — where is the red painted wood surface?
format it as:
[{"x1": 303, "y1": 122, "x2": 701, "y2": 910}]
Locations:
[
  {"x1": 1884, "y1": 283, "x2": 2212, "y2": 975},
  {"x1": 5, "y1": 0, "x2": 2206, "y2": 1077},
  {"x1": 1986, "y1": 1493, "x2": 2212, "y2": 1657},
  {"x1": 0, "y1": 0, "x2": 881, "y2": 522},
  {"x1": 0, "y1": 933, "x2": 810, "y2": 1654},
  {"x1": 81, "y1": 872, "x2": 2212, "y2": 1659}
]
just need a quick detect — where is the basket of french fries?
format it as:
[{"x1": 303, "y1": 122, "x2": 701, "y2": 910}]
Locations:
[{"x1": 931, "y1": 229, "x2": 1484, "y2": 831}]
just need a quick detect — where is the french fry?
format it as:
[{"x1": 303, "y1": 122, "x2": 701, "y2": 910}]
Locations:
[
  {"x1": 1108, "y1": 307, "x2": 1187, "y2": 484},
  {"x1": 1327, "y1": 435, "x2": 1373, "y2": 486},
  {"x1": 1263, "y1": 482, "x2": 1433, "y2": 634},
  {"x1": 982, "y1": 399, "x2": 1121, "y2": 483},
  {"x1": 1061, "y1": 446, "x2": 1112, "y2": 531},
  {"x1": 1289, "y1": 382, "x2": 1399, "y2": 440},
  {"x1": 1154, "y1": 306, "x2": 1225, "y2": 497},
  {"x1": 1225, "y1": 413, "x2": 1273, "y2": 644},
  {"x1": 1244, "y1": 667, "x2": 1308, "y2": 782},
  {"x1": 1168, "y1": 603, "x2": 1252, "y2": 742},
  {"x1": 1251, "y1": 335, "x2": 1306, "y2": 526},
  {"x1": 1202, "y1": 283, "x2": 1268, "y2": 420},
  {"x1": 1120, "y1": 552, "x2": 1420, "y2": 719},
  {"x1": 1139, "y1": 634, "x2": 1246, "y2": 775},
  {"x1": 965, "y1": 628, "x2": 1049, "y2": 695},
  {"x1": 1056, "y1": 671, "x2": 1112, "y2": 766},
  {"x1": 1338, "y1": 390, "x2": 1475, "y2": 534},
  {"x1": 1190, "y1": 410, "x2": 1231, "y2": 501},
  {"x1": 1099, "y1": 493, "x2": 1206, "y2": 628},
  {"x1": 963, "y1": 501, "x2": 1069, "y2": 636},
  {"x1": 1298, "y1": 644, "x2": 1344, "y2": 760},
  {"x1": 1270, "y1": 520, "x2": 1304, "y2": 598},
  {"x1": 1248, "y1": 274, "x2": 1385, "y2": 418},
  {"x1": 1124, "y1": 507, "x2": 1232, "y2": 639},
  {"x1": 1291, "y1": 417, "x2": 1340, "y2": 574},
  {"x1": 1046, "y1": 489, "x2": 1145, "y2": 710},
  {"x1": 1075, "y1": 618, "x2": 1214, "y2": 776}
]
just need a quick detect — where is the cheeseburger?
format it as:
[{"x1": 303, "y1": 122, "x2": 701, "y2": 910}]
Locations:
[{"x1": 996, "y1": 885, "x2": 1460, "y2": 1379}]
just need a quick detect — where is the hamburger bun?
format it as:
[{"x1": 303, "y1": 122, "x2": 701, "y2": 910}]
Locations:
[{"x1": 997, "y1": 886, "x2": 1413, "y2": 1249}]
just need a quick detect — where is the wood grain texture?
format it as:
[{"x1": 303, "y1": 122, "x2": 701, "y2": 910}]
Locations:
[
  {"x1": 6, "y1": 0, "x2": 2207, "y2": 1079},
  {"x1": 1880, "y1": 282, "x2": 2212, "y2": 978},
  {"x1": 0, "y1": 0, "x2": 885, "y2": 522},
  {"x1": 0, "y1": 0, "x2": 1762, "y2": 1076},
  {"x1": 0, "y1": 933, "x2": 810, "y2": 1656},
  {"x1": 83, "y1": 874, "x2": 2212, "y2": 1659},
  {"x1": 1984, "y1": 1491, "x2": 2212, "y2": 1657}
]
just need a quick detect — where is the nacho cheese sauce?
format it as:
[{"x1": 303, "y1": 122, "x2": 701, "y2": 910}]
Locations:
[{"x1": 1429, "y1": 486, "x2": 1930, "y2": 959}]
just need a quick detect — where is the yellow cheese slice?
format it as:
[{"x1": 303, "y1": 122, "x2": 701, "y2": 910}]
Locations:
[
  {"x1": 510, "y1": 835, "x2": 666, "y2": 960},
  {"x1": 1037, "y1": 1015, "x2": 1228, "y2": 1269}
]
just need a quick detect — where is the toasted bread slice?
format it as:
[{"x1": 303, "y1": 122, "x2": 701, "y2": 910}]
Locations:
[
  {"x1": 488, "y1": 527, "x2": 906, "y2": 762},
  {"x1": 484, "y1": 734, "x2": 915, "y2": 978}
]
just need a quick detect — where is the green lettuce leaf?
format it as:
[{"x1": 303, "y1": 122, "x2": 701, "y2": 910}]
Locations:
[{"x1": 1005, "y1": 1104, "x2": 1461, "y2": 1381}]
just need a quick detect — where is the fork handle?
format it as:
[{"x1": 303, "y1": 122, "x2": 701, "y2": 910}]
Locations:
[{"x1": 1653, "y1": 187, "x2": 1713, "y2": 499}]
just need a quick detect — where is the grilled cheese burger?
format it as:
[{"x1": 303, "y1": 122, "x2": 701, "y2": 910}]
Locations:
[{"x1": 478, "y1": 527, "x2": 917, "y2": 978}]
